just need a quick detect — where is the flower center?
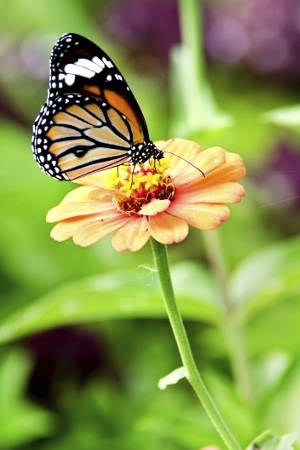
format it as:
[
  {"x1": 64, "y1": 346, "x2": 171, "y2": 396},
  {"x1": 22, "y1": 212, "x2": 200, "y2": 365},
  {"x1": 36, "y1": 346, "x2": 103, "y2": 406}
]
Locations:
[{"x1": 105, "y1": 157, "x2": 176, "y2": 215}]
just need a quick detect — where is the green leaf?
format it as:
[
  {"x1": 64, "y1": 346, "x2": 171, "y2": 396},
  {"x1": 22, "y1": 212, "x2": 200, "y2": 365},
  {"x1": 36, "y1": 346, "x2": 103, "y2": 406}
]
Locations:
[
  {"x1": 0, "y1": 265, "x2": 218, "y2": 345},
  {"x1": 265, "y1": 361, "x2": 300, "y2": 435},
  {"x1": 0, "y1": 348, "x2": 55, "y2": 449},
  {"x1": 262, "y1": 105, "x2": 300, "y2": 128},
  {"x1": 231, "y1": 236, "x2": 300, "y2": 319},
  {"x1": 246, "y1": 430, "x2": 297, "y2": 450}
]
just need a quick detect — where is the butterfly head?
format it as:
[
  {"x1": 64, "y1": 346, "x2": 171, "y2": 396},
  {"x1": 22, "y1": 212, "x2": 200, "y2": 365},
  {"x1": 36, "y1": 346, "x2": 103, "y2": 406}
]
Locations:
[{"x1": 130, "y1": 141, "x2": 163, "y2": 166}]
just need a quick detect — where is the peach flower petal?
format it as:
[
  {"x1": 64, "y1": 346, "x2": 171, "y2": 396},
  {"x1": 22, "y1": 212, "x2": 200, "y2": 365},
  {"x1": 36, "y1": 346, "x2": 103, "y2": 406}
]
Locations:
[
  {"x1": 58, "y1": 186, "x2": 100, "y2": 203},
  {"x1": 164, "y1": 140, "x2": 204, "y2": 185},
  {"x1": 47, "y1": 195, "x2": 116, "y2": 222},
  {"x1": 155, "y1": 138, "x2": 202, "y2": 185},
  {"x1": 56, "y1": 185, "x2": 114, "y2": 206},
  {"x1": 216, "y1": 152, "x2": 247, "y2": 182},
  {"x1": 50, "y1": 218, "x2": 88, "y2": 242},
  {"x1": 50, "y1": 210, "x2": 126, "y2": 244},
  {"x1": 149, "y1": 212, "x2": 189, "y2": 244},
  {"x1": 139, "y1": 199, "x2": 171, "y2": 216},
  {"x1": 178, "y1": 182, "x2": 245, "y2": 204},
  {"x1": 195, "y1": 147, "x2": 227, "y2": 175},
  {"x1": 168, "y1": 202, "x2": 230, "y2": 230},
  {"x1": 191, "y1": 152, "x2": 246, "y2": 189},
  {"x1": 111, "y1": 216, "x2": 150, "y2": 252},
  {"x1": 73, "y1": 214, "x2": 129, "y2": 247},
  {"x1": 155, "y1": 138, "x2": 202, "y2": 162},
  {"x1": 74, "y1": 171, "x2": 109, "y2": 187},
  {"x1": 170, "y1": 144, "x2": 226, "y2": 186}
]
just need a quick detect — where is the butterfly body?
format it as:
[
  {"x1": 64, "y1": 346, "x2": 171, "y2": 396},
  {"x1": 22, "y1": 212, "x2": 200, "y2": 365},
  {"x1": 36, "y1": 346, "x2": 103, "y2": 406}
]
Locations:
[{"x1": 32, "y1": 33, "x2": 163, "y2": 180}]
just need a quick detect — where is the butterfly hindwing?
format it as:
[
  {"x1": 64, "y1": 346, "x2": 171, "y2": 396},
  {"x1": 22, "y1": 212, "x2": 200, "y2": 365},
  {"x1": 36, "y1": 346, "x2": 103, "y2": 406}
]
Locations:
[{"x1": 33, "y1": 94, "x2": 141, "y2": 180}]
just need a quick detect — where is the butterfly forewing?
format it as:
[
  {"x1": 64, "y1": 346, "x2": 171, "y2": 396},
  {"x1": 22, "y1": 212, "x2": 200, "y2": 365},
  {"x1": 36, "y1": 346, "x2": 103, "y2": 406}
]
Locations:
[
  {"x1": 32, "y1": 33, "x2": 162, "y2": 181},
  {"x1": 49, "y1": 33, "x2": 148, "y2": 139}
]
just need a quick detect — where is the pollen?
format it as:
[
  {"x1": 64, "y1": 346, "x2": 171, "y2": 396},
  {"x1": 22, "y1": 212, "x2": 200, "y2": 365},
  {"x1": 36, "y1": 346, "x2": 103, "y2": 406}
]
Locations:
[{"x1": 105, "y1": 157, "x2": 176, "y2": 215}]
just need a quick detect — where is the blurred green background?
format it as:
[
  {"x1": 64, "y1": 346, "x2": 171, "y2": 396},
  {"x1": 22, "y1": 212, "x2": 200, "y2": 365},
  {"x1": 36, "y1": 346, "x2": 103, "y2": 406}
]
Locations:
[{"x1": 1, "y1": 0, "x2": 300, "y2": 449}]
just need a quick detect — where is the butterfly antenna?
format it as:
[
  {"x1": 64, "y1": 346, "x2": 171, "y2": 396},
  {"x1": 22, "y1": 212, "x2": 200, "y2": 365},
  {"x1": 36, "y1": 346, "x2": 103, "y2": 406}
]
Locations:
[{"x1": 162, "y1": 141, "x2": 205, "y2": 177}]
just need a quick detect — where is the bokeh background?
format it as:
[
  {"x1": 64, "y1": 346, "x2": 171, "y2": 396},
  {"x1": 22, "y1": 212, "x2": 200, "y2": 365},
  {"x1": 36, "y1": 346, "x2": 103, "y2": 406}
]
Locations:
[{"x1": 1, "y1": 0, "x2": 300, "y2": 449}]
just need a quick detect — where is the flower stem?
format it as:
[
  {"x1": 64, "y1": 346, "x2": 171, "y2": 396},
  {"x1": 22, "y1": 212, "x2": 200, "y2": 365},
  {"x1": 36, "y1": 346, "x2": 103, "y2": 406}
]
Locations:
[
  {"x1": 175, "y1": 0, "x2": 205, "y2": 131},
  {"x1": 150, "y1": 238, "x2": 242, "y2": 450},
  {"x1": 178, "y1": 0, "x2": 204, "y2": 88}
]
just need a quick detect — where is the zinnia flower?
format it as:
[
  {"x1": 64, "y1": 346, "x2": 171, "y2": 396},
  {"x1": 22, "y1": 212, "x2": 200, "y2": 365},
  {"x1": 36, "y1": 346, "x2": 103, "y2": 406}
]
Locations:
[{"x1": 46, "y1": 138, "x2": 246, "y2": 252}]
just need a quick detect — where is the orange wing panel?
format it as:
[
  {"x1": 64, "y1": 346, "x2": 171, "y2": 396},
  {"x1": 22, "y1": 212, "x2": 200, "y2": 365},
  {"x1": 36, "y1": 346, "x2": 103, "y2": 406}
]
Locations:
[{"x1": 104, "y1": 89, "x2": 143, "y2": 136}]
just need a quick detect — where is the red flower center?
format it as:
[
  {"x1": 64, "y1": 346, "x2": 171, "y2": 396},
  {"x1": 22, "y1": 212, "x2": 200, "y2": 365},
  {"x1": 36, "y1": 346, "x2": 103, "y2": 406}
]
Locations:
[{"x1": 115, "y1": 169, "x2": 176, "y2": 216}]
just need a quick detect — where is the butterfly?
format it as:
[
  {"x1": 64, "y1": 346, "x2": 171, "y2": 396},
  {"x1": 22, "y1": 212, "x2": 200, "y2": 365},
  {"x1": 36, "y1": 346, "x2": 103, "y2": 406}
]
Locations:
[{"x1": 32, "y1": 33, "x2": 163, "y2": 181}]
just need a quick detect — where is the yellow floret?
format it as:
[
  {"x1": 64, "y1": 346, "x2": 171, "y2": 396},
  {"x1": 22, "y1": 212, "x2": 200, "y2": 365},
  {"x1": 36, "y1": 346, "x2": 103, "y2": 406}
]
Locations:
[{"x1": 105, "y1": 157, "x2": 171, "y2": 198}]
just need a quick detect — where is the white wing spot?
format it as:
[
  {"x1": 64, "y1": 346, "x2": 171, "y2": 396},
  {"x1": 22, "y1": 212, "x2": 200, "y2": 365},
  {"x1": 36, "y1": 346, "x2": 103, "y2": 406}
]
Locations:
[
  {"x1": 92, "y1": 56, "x2": 105, "y2": 69},
  {"x1": 65, "y1": 73, "x2": 76, "y2": 86},
  {"x1": 102, "y1": 57, "x2": 113, "y2": 68},
  {"x1": 65, "y1": 63, "x2": 95, "y2": 79},
  {"x1": 65, "y1": 57, "x2": 105, "y2": 80},
  {"x1": 75, "y1": 58, "x2": 104, "y2": 73}
]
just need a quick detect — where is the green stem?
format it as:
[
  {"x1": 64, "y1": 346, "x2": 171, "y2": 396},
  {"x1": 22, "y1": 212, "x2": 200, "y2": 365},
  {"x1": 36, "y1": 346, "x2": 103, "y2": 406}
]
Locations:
[
  {"x1": 150, "y1": 238, "x2": 241, "y2": 450},
  {"x1": 178, "y1": 0, "x2": 204, "y2": 86},
  {"x1": 202, "y1": 231, "x2": 254, "y2": 403},
  {"x1": 176, "y1": 0, "x2": 205, "y2": 131}
]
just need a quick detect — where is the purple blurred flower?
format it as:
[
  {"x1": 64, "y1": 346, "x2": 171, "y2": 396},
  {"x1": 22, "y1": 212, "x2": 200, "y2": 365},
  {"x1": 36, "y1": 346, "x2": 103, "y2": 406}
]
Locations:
[
  {"x1": 26, "y1": 327, "x2": 119, "y2": 404},
  {"x1": 255, "y1": 142, "x2": 300, "y2": 231},
  {"x1": 102, "y1": 0, "x2": 180, "y2": 69},
  {"x1": 204, "y1": 0, "x2": 300, "y2": 82}
]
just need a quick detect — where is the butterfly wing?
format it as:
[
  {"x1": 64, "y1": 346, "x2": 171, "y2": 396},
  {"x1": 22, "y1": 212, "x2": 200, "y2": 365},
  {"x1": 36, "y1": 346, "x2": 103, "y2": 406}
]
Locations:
[
  {"x1": 32, "y1": 33, "x2": 151, "y2": 180},
  {"x1": 48, "y1": 33, "x2": 149, "y2": 140}
]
